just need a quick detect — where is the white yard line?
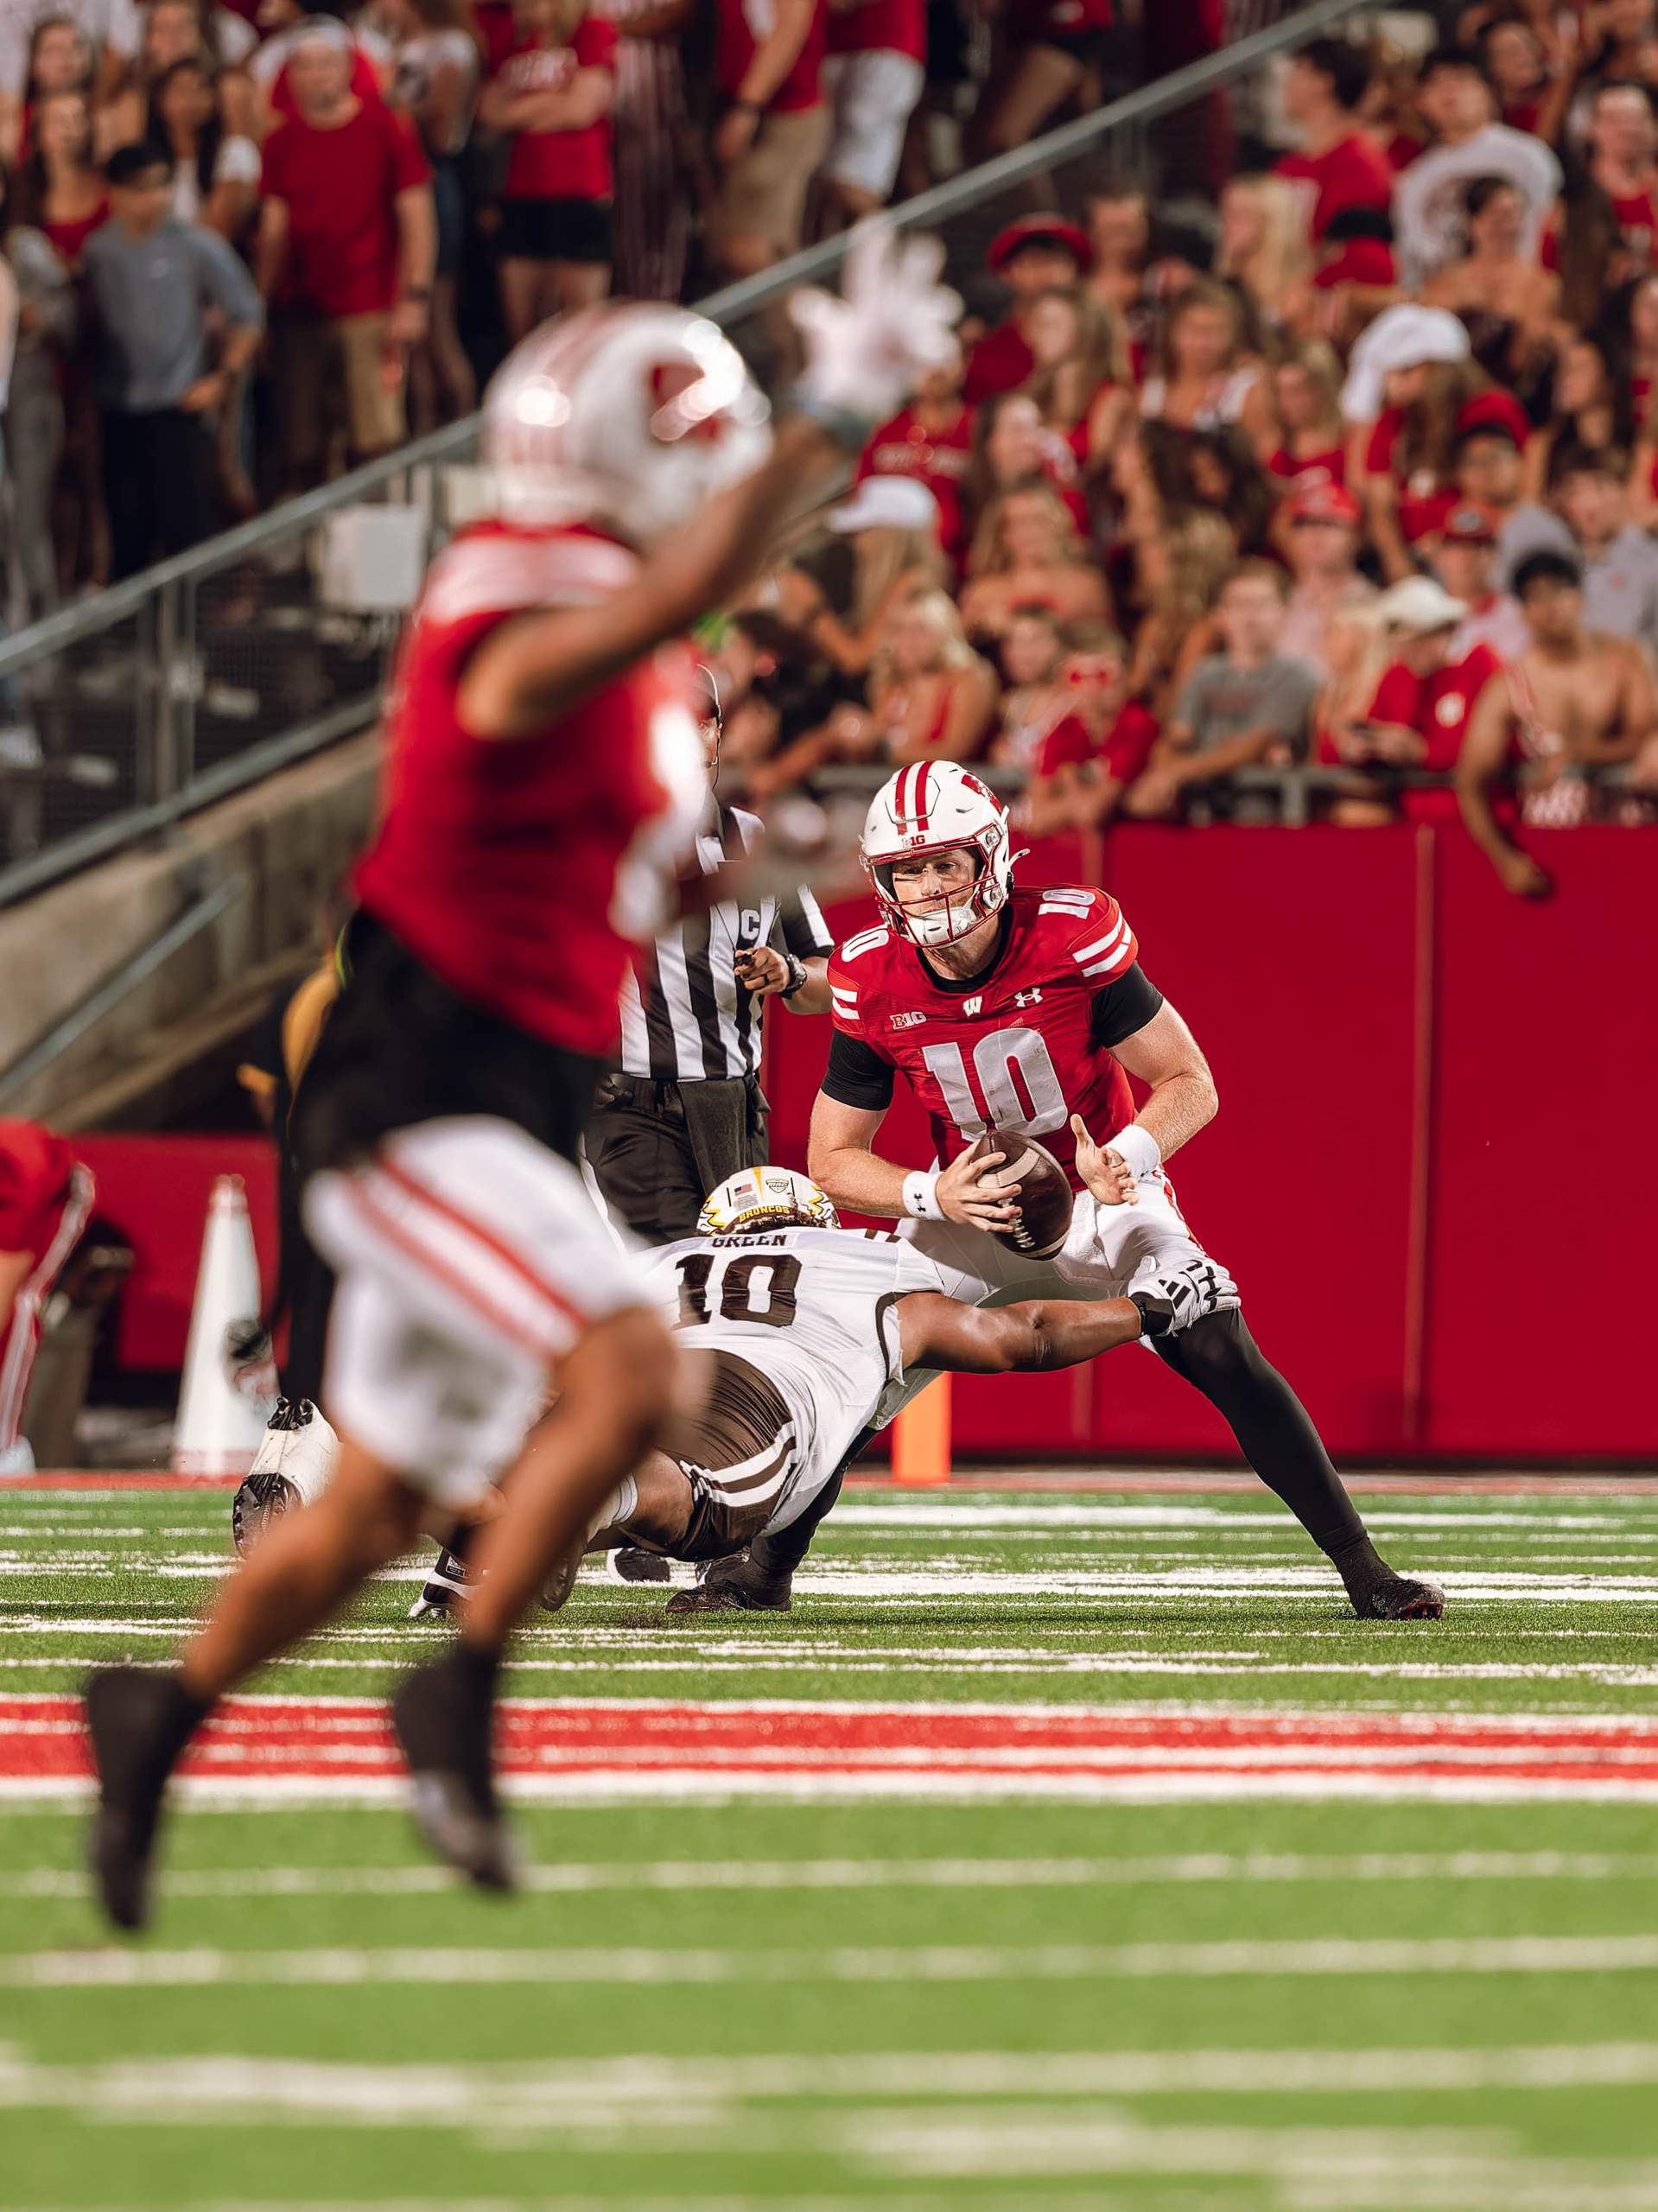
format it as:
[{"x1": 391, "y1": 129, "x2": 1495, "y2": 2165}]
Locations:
[
  {"x1": 10, "y1": 1930, "x2": 1658, "y2": 1991},
  {"x1": 3, "y1": 1847, "x2": 1652, "y2": 1903},
  {"x1": 10, "y1": 1770, "x2": 1658, "y2": 1808},
  {"x1": 7, "y1": 2038, "x2": 1658, "y2": 2120}
]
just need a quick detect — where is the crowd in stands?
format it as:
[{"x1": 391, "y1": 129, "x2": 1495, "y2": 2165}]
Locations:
[
  {"x1": 1, "y1": 0, "x2": 1656, "y2": 894},
  {"x1": 0, "y1": 0, "x2": 1109, "y2": 605},
  {"x1": 693, "y1": 17, "x2": 1658, "y2": 894}
]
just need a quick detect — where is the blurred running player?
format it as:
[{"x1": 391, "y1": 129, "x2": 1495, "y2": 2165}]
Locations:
[
  {"x1": 681, "y1": 760, "x2": 1444, "y2": 1623},
  {"x1": 83, "y1": 225, "x2": 963, "y2": 1924},
  {"x1": 0, "y1": 1120, "x2": 95, "y2": 1477}
]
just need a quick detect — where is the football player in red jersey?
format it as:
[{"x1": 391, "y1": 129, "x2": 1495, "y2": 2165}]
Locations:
[
  {"x1": 83, "y1": 225, "x2": 963, "y2": 1928},
  {"x1": 0, "y1": 1120, "x2": 94, "y2": 1477},
  {"x1": 683, "y1": 759, "x2": 1444, "y2": 1625}
]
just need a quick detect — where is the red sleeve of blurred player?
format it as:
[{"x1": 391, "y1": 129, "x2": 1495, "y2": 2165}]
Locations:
[{"x1": 0, "y1": 1121, "x2": 77, "y2": 1260}]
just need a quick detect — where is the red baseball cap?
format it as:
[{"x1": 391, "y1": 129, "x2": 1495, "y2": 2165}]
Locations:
[
  {"x1": 1439, "y1": 502, "x2": 1498, "y2": 544},
  {"x1": 987, "y1": 214, "x2": 1096, "y2": 277},
  {"x1": 1312, "y1": 238, "x2": 1397, "y2": 289},
  {"x1": 1286, "y1": 480, "x2": 1363, "y2": 527}
]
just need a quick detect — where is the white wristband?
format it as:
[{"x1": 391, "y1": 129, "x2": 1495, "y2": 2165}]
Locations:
[
  {"x1": 902, "y1": 1168, "x2": 943, "y2": 1221},
  {"x1": 1108, "y1": 1123, "x2": 1162, "y2": 1181}
]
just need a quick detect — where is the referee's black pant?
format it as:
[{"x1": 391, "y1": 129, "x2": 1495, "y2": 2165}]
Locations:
[{"x1": 585, "y1": 1072, "x2": 768, "y2": 1245}]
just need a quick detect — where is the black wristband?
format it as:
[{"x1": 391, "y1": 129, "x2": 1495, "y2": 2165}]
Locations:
[
  {"x1": 779, "y1": 951, "x2": 809, "y2": 999},
  {"x1": 1128, "y1": 1287, "x2": 1172, "y2": 1338}
]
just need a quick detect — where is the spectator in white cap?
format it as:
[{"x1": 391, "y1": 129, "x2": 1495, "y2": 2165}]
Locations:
[
  {"x1": 1320, "y1": 571, "x2": 1502, "y2": 827},
  {"x1": 1391, "y1": 46, "x2": 1560, "y2": 289},
  {"x1": 739, "y1": 474, "x2": 944, "y2": 685}
]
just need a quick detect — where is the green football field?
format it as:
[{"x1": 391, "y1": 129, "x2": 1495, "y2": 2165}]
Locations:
[{"x1": 3, "y1": 1473, "x2": 1658, "y2": 2211}]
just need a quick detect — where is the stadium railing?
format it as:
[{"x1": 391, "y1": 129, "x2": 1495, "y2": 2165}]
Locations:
[{"x1": 0, "y1": 0, "x2": 1367, "y2": 911}]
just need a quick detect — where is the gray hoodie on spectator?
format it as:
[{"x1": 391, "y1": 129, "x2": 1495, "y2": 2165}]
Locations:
[{"x1": 82, "y1": 216, "x2": 262, "y2": 414}]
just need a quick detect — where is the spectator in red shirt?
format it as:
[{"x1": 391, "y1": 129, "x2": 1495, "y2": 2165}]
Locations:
[
  {"x1": 854, "y1": 344, "x2": 973, "y2": 565},
  {"x1": 959, "y1": 391, "x2": 1089, "y2": 554},
  {"x1": 959, "y1": 480, "x2": 1111, "y2": 644},
  {"x1": 819, "y1": 0, "x2": 924, "y2": 229},
  {"x1": 477, "y1": 0, "x2": 616, "y2": 335},
  {"x1": 1267, "y1": 337, "x2": 1349, "y2": 493},
  {"x1": 1276, "y1": 35, "x2": 1392, "y2": 242},
  {"x1": 1019, "y1": 639, "x2": 1159, "y2": 836},
  {"x1": 250, "y1": 0, "x2": 391, "y2": 132},
  {"x1": 710, "y1": 0, "x2": 828, "y2": 281},
  {"x1": 1323, "y1": 573, "x2": 1502, "y2": 823},
  {"x1": 963, "y1": 214, "x2": 1092, "y2": 405},
  {"x1": 0, "y1": 1120, "x2": 93, "y2": 1476},
  {"x1": 257, "y1": 21, "x2": 435, "y2": 490},
  {"x1": 1020, "y1": 283, "x2": 1134, "y2": 475}
]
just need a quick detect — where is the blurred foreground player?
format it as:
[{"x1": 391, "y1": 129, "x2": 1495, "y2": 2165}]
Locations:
[
  {"x1": 682, "y1": 760, "x2": 1444, "y2": 1623},
  {"x1": 83, "y1": 225, "x2": 964, "y2": 1924},
  {"x1": 0, "y1": 1121, "x2": 95, "y2": 1476}
]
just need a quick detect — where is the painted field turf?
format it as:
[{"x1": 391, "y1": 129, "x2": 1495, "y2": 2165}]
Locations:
[{"x1": 1, "y1": 1478, "x2": 1656, "y2": 2209}]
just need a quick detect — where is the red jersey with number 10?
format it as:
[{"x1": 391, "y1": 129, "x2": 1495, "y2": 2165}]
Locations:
[
  {"x1": 353, "y1": 520, "x2": 706, "y2": 1058},
  {"x1": 828, "y1": 885, "x2": 1140, "y2": 1191}
]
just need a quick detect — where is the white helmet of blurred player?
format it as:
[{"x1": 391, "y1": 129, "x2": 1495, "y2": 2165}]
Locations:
[
  {"x1": 480, "y1": 303, "x2": 772, "y2": 543},
  {"x1": 861, "y1": 761, "x2": 1015, "y2": 948},
  {"x1": 697, "y1": 1166, "x2": 839, "y2": 1236}
]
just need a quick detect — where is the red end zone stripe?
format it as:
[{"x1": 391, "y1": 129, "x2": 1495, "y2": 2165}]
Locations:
[{"x1": 14, "y1": 1698, "x2": 1658, "y2": 1787}]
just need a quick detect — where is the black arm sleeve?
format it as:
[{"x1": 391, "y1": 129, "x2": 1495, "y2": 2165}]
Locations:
[
  {"x1": 821, "y1": 1027, "x2": 897, "y2": 1110},
  {"x1": 1089, "y1": 963, "x2": 1165, "y2": 1051}
]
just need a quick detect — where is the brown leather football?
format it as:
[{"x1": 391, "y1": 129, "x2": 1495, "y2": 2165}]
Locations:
[{"x1": 963, "y1": 1132, "x2": 1074, "y2": 1262}]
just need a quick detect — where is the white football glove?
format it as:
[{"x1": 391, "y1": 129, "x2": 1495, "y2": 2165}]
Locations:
[
  {"x1": 791, "y1": 220, "x2": 962, "y2": 428},
  {"x1": 1128, "y1": 1260, "x2": 1240, "y2": 1338}
]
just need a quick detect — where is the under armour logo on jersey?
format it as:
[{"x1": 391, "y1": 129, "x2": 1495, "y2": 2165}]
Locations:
[
  {"x1": 962, "y1": 995, "x2": 984, "y2": 1017},
  {"x1": 890, "y1": 1010, "x2": 925, "y2": 1030},
  {"x1": 1013, "y1": 988, "x2": 1044, "y2": 1008}
]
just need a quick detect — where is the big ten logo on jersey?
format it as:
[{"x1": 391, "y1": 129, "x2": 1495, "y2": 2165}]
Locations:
[{"x1": 923, "y1": 1026, "x2": 1068, "y2": 1138}]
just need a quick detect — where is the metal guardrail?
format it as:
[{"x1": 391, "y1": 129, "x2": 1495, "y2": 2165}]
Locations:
[{"x1": 0, "y1": 0, "x2": 1369, "y2": 910}]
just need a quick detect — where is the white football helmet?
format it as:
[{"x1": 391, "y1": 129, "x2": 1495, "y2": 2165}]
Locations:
[
  {"x1": 697, "y1": 1166, "x2": 839, "y2": 1236},
  {"x1": 480, "y1": 303, "x2": 772, "y2": 543},
  {"x1": 861, "y1": 761, "x2": 1016, "y2": 948}
]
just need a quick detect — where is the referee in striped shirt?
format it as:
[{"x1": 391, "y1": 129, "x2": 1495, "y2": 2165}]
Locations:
[{"x1": 585, "y1": 671, "x2": 834, "y2": 1244}]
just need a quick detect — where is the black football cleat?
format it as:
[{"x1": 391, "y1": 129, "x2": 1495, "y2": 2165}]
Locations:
[
  {"x1": 391, "y1": 1656, "x2": 518, "y2": 1892},
  {"x1": 665, "y1": 1549, "x2": 792, "y2": 1617},
  {"x1": 408, "y1": 1543, "x2": 474, "y2": 1622},
  {"x1": 1349, "y1": 1572, "x2": 1446, "y2": 1621},
  {"x1": 605, "y1": 1545, "x2": 672, "y2": 1586},
  {"x1": 84, "y1": 1666, "x2": 206, "y2": 1932}
]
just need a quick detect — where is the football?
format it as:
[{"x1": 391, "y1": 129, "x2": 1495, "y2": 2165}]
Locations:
[{"x1": 964, "y1": 1131, "x2": 1075, "y2": 1261}]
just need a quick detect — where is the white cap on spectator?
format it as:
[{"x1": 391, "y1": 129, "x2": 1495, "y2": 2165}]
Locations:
[
  {"x1": 825, "y1": 478, "x2": 940, "y2": 535},
  {"x1": 1377, "y1": 575, "x2": 1468, "y2": 634},
  {"x1": 1340, "y1": 305, "x2": 1470, "y2": 423}
]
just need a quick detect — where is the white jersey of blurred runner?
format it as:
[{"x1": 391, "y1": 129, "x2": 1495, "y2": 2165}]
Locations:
[{"x1": 643, "y1": 1226, "x2": 947, "y2": 1530}]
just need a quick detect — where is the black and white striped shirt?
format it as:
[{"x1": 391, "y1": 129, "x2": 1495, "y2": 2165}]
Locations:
[{"x1": 617, "y1": 804, "x2": 833, "y2": 1082}]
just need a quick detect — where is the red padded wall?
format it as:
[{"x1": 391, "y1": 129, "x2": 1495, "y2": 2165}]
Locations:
[{"x1": 73, "y1": 827, "x2": 1658, "y2": 1462}]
